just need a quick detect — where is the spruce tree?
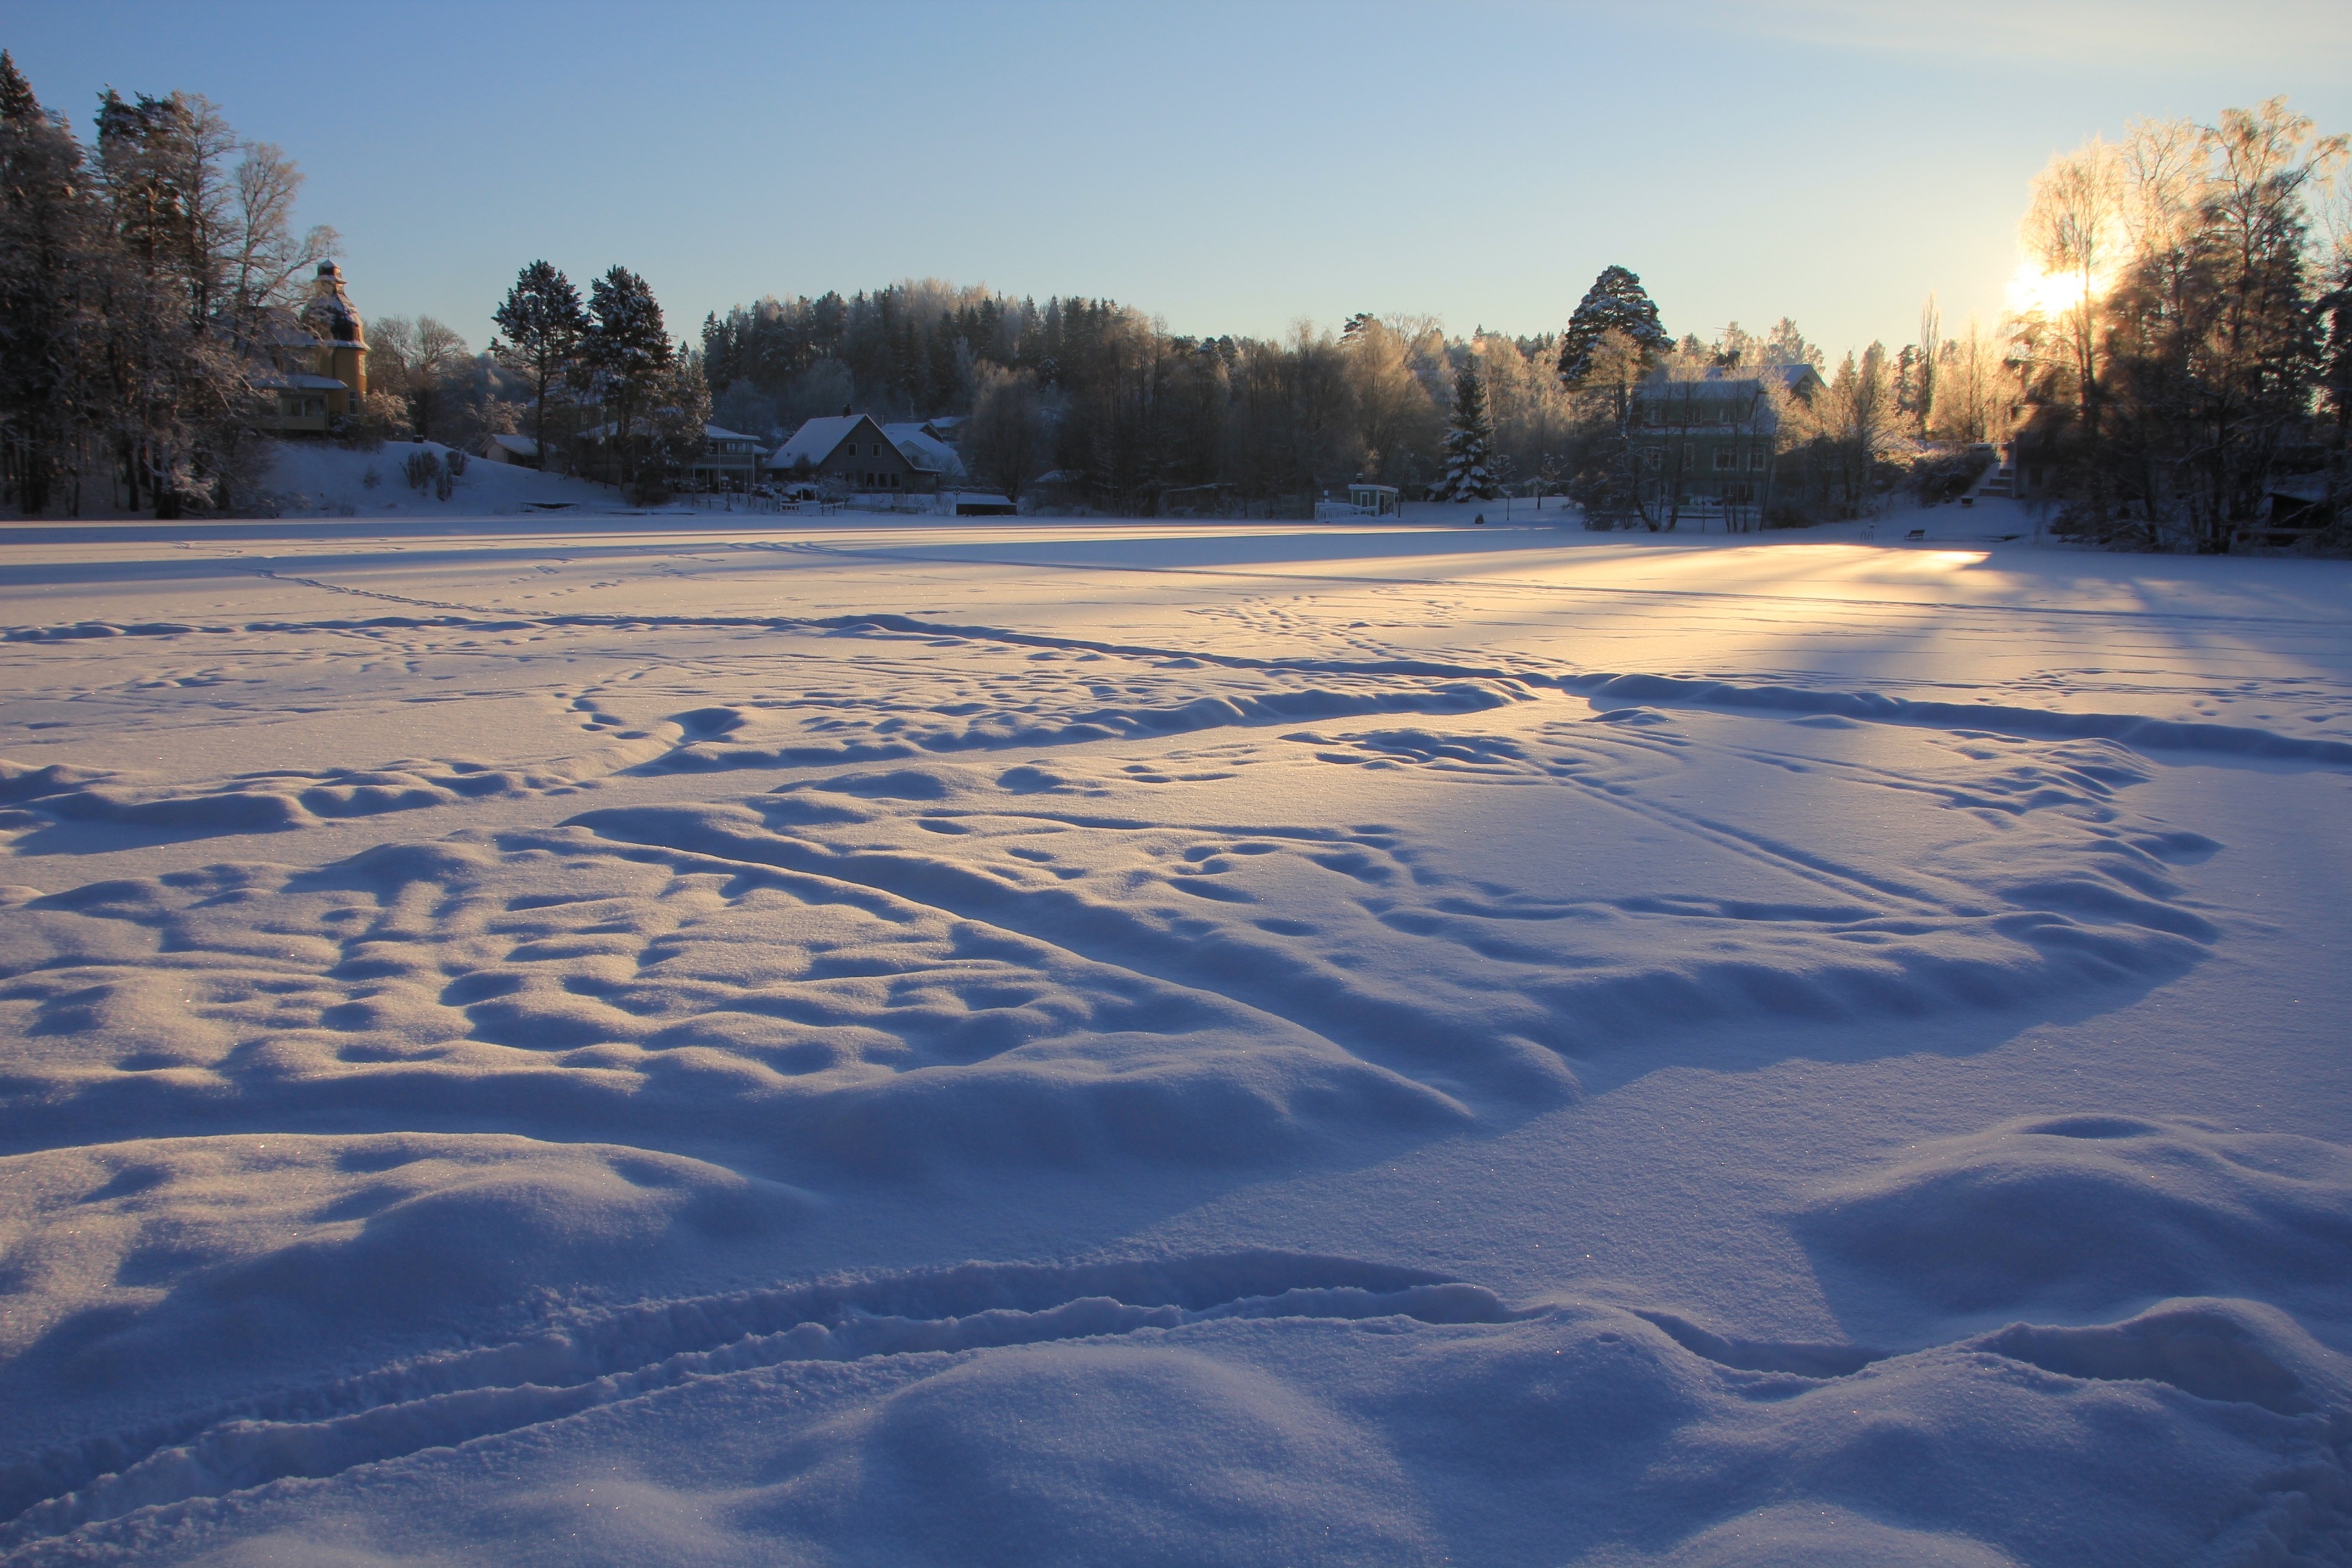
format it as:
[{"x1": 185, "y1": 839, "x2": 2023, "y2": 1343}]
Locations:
[
  {"x1": 1558, "y1": 266, "x2": 1671, "y2": 387},
  {"x1": 1431, "y1": 362, "x2": 1499, "y2": 501},
  {"x1": 491, "y1": 260, "x2": 588, "y2": 468},
  {"x1": 0, "y1": 48, "x2": 34, "y2": 119}
]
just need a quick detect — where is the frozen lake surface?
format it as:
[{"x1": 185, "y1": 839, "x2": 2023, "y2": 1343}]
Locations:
[{"x1": 1, "y1": 506, "x2": 2348, "y2": 1564}]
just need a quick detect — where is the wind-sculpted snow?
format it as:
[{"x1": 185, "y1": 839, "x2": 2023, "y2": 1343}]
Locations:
[
  {"x1": 5, "y1": 1257, "x2": 2344, "y2": 1564},
  {"x1": 0, "y1": 827, "x2": 1463, "y2": 1169},
  {"x1": 588, "y1": 724, "x2": 2219, "y2": 1064},
  {"x1": 1800, "y1": 1116, "x2": 2352, "y2": 1313},
  {"x1": 0, "y1": 756, "x2": 632, "y2": 836},
  {"x1": 3, "y1": 519, "x2": 2347, "y2": 1566},
  {"x1": 0, "y1": 624, "x2": 1533, "y2": 839},
  {"x1": 1565, "y1": 671, "x2": 2352, "y2": 765},
  {"x1": 0, "y1": 723, "x2": 2218, "y2": 1185},
  {"x1": 644, "y1": 664, "x2": 1529, "y2": 773}
]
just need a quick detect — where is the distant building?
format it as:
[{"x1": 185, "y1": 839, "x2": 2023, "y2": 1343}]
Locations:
[
  {"x1": 690, "y1": 425, "x2": 765, "y2": 490},
  {"x1": 476, "y1": 433, "x2": 540, "y2": 467},
  {"x1": 880, "y1": 423, "x2": 967, "y2": 483},
  {"x1": 253, "y1": 261, "x2": 371, "y2": 434},
  {"x1": 1630, "y1": 363, "x2": 1822, "y2": 525},
  {"x1": 772, "y1": 414, "x2": 952, "y2": 494}
]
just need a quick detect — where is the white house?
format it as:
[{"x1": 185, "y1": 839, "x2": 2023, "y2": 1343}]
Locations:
[{"x1": 690, "y1": 425, "x2": 765, "y2": 490}]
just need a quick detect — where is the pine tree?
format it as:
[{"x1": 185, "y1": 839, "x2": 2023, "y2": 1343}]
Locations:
[
  {"x1": 1431, "y1": 362, "x2": 1499, "y2": 501},
  {"x1": 1558, "y1": 266, "x2": 1670, "y2": 387},
  {"x1": 491, "y1": 260, "x2": 586, "y2": 467},
  {"x1": 582, "y1": 266, "x2": 672, "y2": 485}
]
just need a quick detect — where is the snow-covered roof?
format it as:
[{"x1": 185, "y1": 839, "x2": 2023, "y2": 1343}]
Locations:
[
  {"x1": 881, "y1": 423, "x2": 965, "y2": 478},
  {"x1": 774, "y1": 415, "x2": 866, "y2": 467},
  {"x1": 1641, "y1": 364, "x2": 1820, "y2": 395},
  {"x1": 251, "y1": 373, "x2": 347, "y2": 391},
  {"x1": 297, "y1": 261, "x2": 366, "y2": 348},
  {"x1": 706, "y1": 424, "x2": 761, "y2": 443},
  {"x1": 484, "y1": 433, "x2": 538, "y2": 456}
]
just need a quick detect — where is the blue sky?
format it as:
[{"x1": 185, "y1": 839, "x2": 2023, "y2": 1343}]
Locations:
[{"x1": 9, "y1": 1, "x2": 2348, "y2": 363}]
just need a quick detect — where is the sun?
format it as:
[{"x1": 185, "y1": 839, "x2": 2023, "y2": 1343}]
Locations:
[{"x1": 2005, "y1": 263, "x2": 2107, "y2": 318}]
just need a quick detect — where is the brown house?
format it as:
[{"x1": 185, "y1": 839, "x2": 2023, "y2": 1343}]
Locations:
[{"x1": 770, "y1": 414, "x2": 934, "y2": 493}]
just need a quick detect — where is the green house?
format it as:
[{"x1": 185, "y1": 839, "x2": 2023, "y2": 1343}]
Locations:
[{"x1": 1632, "y1": 364, "x2": 1822, "y2": 528}]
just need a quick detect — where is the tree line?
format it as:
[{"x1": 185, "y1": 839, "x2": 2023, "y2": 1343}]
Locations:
[
  {"x1": 5, "y1": 51, "x2": 2343, "y2": 546},
  {"x1": 0, "y1": 52, "x2": 714, "y2": 514},
  {"x1": 682, "y1": 268, "x2": 2022, "y2": 526},
  {"x1": 0, "y1": 54, "x2": 338, "y2": 515},
  {"x1": 2008, "y1": 98, "x2": 2350, "y2": 551}
]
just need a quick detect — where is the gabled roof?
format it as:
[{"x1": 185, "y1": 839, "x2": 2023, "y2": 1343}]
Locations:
[
  {"x1": 705, "y1": 423, "x2": 761, "y2": 443},
  {"x1": 881, "y1": 423, "x2": 965, "y2": 477},
  {"x1": 1634, "y1": 363, "x2": 1825, "y2": 406},
  {"x1": 1760, "y1": 363, "x2": 1823, "y2": 394},
  {"x1": 1639, "y1": 363, "x2": 1822, "y2": 394},
  {"x1": 773, "y1": 415, "x2": 873, "y2": 467}
]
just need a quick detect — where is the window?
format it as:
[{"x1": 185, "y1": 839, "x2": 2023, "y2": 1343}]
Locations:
[
  {"x1": 1749, "y1": 449, "x2": 1769, "y2": 471},
  {"x1": 1712, "y1": 448, "x2": 1736, "y2": 471}
]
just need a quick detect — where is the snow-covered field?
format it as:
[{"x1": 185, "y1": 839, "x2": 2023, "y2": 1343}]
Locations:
[{"x1": 1, "y1": 507, "x2": 2347, "y2": 1565}]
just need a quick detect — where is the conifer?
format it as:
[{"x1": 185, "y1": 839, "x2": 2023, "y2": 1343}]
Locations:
[
  {"x1": 491, "y1": 261, "x2": 588, "y2": 469},
  {"x1": 1431, "y1": 363, "x2": 1499, "y2": 501},
  {"x1": 1558, "y1": 266, "x2": 1670, "y2": 387}
]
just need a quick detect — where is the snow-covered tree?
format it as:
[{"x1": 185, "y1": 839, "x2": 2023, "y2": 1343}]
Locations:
[
  {"x1": 646, "y1": 347, "x2": 711, "y2": 494},
  {"x1": 219, "y1": 140, "x2": 337, "y2": 360},
  {"x1": 0, "y1": 51, "x2": 99, "y2": 514},
  {"x1": 1558, "y1": 266, "x2": 1670, "y2": 387},
  {"x1": 582, "y1": 266, "x2": 672, "y2": 484},
  {"x1": 492, "y1": 260, "x2": 588, "y2": 468},
  {"x1": 1340, "y1": 315, "x2": 1442, "y2": 484},
  {"x1": 1431, "y1": 362, "x2": 1499, "y2": 501},
  {"x1": 1784, "y1": 343, "x2": 1908, "y2": 517},
  {"x1": 371, "y1": 315, "x2": 468, "y2": 443},
  {"x1": 93, "y1": 86, "x2": 254, "y2": 517},
  {"x1": 965, "y1": 363, "x2": 1049, "y2": 500}
]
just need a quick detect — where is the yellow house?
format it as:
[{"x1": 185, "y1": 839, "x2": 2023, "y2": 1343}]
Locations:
[{"x1": 255, "y1": 261, "x2": 369, "y2": 434}]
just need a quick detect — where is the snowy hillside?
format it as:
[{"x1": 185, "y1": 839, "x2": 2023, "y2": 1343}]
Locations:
[
  {"x1": 258, "y1": 438, "x2": 619, "y2": 517},
  {"x1": 0, "y1": 517, "x2": 2347, "y2": 1564}
]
